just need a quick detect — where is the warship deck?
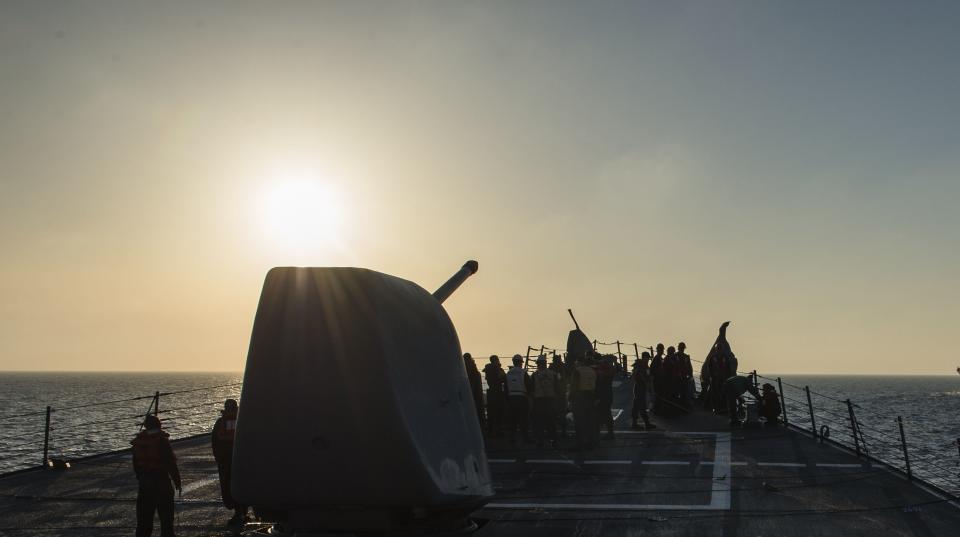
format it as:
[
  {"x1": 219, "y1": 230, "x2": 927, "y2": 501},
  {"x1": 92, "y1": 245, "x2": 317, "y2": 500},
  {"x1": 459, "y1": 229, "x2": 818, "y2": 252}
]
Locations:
[{"x1": 1, "y1": 381, "x2": 957, "y2": 536}]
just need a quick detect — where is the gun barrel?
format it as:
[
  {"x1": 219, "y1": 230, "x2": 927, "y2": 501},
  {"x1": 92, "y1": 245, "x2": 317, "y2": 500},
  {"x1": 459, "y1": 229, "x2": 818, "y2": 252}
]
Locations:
[{"x1": 432, "y1": 260, "x2": 479, "y2": 304}]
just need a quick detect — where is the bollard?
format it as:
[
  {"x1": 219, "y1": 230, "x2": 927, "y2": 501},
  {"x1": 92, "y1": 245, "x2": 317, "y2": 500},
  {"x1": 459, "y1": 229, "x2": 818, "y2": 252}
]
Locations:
[
  {"x1": 42, "y1": 406, "x2": 51, "y2": 468},
  {"x1": 777, "y1": 377, "x2": 788, "y2": 425},
  {"x1": 846, "y1": 399, "x2": 860, "y2": 458},
  {"x1": 898, "y1": 416, "x2": 912, "y2": 480},
  {"x1": 805, "y1": 386, "x2": 817, "y2": 439}
]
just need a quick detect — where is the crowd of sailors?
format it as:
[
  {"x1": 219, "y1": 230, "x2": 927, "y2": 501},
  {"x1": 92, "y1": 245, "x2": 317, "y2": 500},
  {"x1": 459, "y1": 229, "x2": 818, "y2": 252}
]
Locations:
[{"x1": 462, "y1": 322, "x2": 782, "y2": 450}]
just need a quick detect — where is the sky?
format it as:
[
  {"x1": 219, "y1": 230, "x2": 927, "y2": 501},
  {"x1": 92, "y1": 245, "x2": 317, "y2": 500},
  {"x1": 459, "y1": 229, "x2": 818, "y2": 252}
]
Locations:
[{"x1": 1, "y1": 1, "x2": 958, "y2": 374}]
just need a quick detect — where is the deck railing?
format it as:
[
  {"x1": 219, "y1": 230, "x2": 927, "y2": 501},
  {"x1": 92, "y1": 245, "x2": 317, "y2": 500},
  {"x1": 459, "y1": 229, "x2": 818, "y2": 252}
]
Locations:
[
  {"x1": 2, "y1": 346, "x2": 959, "y2": 503},
  {"x1": 0, "y1": 381, "x2": 242, "y2": 475},
  {"x1": 757, "y1": 371, "x2": 960, "y2": 499}
]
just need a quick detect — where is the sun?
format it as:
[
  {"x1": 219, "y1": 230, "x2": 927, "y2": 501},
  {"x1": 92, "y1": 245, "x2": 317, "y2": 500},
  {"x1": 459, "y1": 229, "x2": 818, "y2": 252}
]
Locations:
[{"x1": 260, "y1": 173, "x2": 344, "y2": 251}]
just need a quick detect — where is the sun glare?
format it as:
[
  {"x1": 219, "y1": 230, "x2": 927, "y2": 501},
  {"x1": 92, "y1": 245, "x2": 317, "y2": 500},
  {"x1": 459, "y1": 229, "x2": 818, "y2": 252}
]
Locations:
[{"x1": 260, "y1": 174, "x2": 344, "y2": 252}]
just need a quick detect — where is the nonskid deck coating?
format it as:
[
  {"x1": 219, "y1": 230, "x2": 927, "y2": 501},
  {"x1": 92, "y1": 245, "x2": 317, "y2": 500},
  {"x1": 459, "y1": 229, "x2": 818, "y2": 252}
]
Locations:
[{"x1": 0, "y1": 382, "x2": 957, "y2": 536}]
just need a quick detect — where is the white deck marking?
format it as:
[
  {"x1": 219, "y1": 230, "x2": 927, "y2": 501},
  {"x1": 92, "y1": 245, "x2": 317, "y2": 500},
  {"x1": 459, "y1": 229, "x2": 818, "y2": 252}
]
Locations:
[
  {"x1": 486, "y1": 502, "x2": 728, "y2": 511},
  {"x1": 611, "y1": 408, "x2": 624, "y2": 421},
  {"x1": 816, "y1": 463, "x2": 865, "y2": 468},
  {"x1": 709, "y1": 432, "x2": 732, "y2": 510},
  {"x1": 487, "y1": 458, "x2": 517, "y2": 463},
  {"x1": 757, "y1": 462, "x2": 807, "y2": 468},
  {"x1": 700, "y1": 461, "x2": 747, "y2": 466},
  {"x1": 179, "y1": 474, "x2": 219, "y2": 496},
  {"x1": 526, "y1": 459, "x2": 575, "y2": 464},
  {"x1": 486, "y1": 432, "x2": 733, "y2": 512}
]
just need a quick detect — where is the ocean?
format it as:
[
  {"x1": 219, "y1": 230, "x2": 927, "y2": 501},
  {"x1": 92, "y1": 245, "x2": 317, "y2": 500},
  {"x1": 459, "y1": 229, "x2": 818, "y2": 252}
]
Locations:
[{"x1": 1, "y1": 372, "x2": 958, "y2": 491}]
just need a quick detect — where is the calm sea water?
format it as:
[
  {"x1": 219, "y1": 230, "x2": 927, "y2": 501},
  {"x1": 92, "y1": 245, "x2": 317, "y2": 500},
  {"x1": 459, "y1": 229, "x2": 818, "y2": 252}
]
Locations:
[
  {"x1": 1, "y1": 373, "x2": 958, "y2": 488},
  {"x1": 0, "y1": 372, "x2": 242, "y2": 474}
]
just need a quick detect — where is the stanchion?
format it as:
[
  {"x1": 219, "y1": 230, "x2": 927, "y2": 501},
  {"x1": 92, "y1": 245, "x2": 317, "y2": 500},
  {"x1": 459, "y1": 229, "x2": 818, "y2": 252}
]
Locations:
[
  {"x1": 805, "y1": 386, "x2": 817, "y2": 439},
  {"x1": 154, "y1": 391, "x2": 160, "y2": 416},
  {"x1": 846, "y1": 399, "x2": 861, "y2": 457},
  {"x1": 42, "y1": 406, "x2": 51, "y2": 468},
  {"x1": 897, "y1": 416, "x2": 912, "y2": 480}
]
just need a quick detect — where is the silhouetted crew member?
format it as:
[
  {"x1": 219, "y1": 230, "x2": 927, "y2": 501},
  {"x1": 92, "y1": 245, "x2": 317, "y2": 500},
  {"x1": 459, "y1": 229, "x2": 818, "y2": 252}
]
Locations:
[
  {"x1": 650, "y1": 343, "x2": 665, "y2": 414},
  {"x1": 531, "y1": 355, "x2": 561, "y2": 447},
  {"x1": 548, "y1": 354, "x2": 569, "y2": 437},
  {"x1": 660, "y1": 346, "x2": 680, "y2": 415},
  {"x1": 505, "y1": 354, "x2": 533, "y2": 443},
  {"x1": 212, "y1": 399, "x2": 247, "y2": 525},
  {"x1": 760, "y1": 383, "x2": 782, "y2": 426},
  {"x1": 482, "y1": 356, "x2": 506, "y2": 437},
  {"x1": 677, "y1": 342, "x2": 694, "y2": 408},
  {"x1": 133, "y1": 415, "x2": 181, "y2": 537},
  {"x1": 570, "y1": 354, "x2": 598, "y2": 450},
  {"x1": 463, "y1": 353, "x2": 485, "y2": 428},
  {"x1": 595, "y1": 355, "x2": 616, "y2": 440},
  {"x1": 722, "y1": 374, "x2": 761, "y2": 426},
  {"x1": 631, "y1": 352, "x2": 656, "y2": 430}
]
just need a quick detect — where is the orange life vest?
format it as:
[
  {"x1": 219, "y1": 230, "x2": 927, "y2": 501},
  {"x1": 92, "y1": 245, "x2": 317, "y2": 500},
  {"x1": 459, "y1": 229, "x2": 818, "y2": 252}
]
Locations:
[
  {"x1": 216, "y1": 416, "x2": 237, "y2": 443},
  {"x1": 132, "y1": 431, "x2": 167, "y2": 472}
]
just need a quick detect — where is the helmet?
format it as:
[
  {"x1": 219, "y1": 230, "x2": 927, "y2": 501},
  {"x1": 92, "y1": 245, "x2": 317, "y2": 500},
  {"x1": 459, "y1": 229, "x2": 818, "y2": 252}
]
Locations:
[
  {"x1": 512, "y1": 354, "x2": 523, "y2": 365},
  {"x1": 536, "y1": 355, "x2": 547, "y2": 364},
  {"x1": 224, "y1": 399, "x2": 238, "y2": 411}
]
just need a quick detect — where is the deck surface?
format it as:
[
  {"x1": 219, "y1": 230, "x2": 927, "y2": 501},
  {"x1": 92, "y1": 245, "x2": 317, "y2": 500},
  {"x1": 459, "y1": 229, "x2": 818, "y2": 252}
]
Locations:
[{"x1": 1, "y1": 381, "x2": 957, "y2": 536}]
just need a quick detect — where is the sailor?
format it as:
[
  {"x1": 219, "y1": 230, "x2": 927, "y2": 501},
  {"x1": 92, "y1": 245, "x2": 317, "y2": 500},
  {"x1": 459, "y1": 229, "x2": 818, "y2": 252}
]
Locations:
[
  {"x1": 482, "y1": 355, "x2": 507, "y2": 437},
  {"x1": 760, "y1": 383, "x2": 782, "y2": 426},
  {"x1": 631, "y1": 352, "x2": 656, "y2": 430},
  {"x1": 722, "y1": 373, "x2": 762, "y2": 426},
  {"x1": 661, "y1": 346, "x2": 679, "y2": 415},
  {"x1": 548, "y1": 354, "x2": 569, "y2": 437},
  {"x1": 463, "y1": 353, "x2": 486, "y2": 428},
  {"x1": 212, "y1": 399, "x2": 247, "y2": 525},
  {"x1": 595, "y1": 354, "x2": 617, "y2": 440},
  {"x1": 650, "y1": 343, "x2": 665, "y2": 414},
  {"x1": 677, "y1": 342, "x2": 694, "y2": 408},
  {"x1": 531, "y1": 355, "x2": 561, "y2": 447},
  {"x1": 132, "y1": 415, "x2": 181, "y2": 537},
  {"x1": 505, "y1": 354, "x2": 533, "y2": 443},
  {"x1": 570, "y1": 353, "x2": 598, "y2": 450}
]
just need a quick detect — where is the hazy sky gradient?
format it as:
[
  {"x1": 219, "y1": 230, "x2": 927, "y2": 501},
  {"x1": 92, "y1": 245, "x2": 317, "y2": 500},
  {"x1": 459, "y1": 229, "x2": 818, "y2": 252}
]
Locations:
[{"x1": 2, "y1": 1, "x2": 958, "y2": 373}]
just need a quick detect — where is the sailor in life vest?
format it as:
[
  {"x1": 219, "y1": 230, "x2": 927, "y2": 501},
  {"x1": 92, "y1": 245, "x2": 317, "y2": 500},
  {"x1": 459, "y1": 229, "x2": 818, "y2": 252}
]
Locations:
[
  {"x1": 211, "y1": 398, "x2": 248, "y2": 525},
  {"x1": 132, "y1": 414, "x2": 182, "y2": 537},
  {"x1": 505, "y1": 354, "x2": 533, "y2": 443}
]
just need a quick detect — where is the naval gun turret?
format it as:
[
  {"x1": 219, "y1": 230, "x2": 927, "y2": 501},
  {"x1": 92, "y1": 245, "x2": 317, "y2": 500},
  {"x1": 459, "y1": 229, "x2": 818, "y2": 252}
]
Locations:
[{"x1": 232, "y1": 261, "x2": 491, "y2": 533}]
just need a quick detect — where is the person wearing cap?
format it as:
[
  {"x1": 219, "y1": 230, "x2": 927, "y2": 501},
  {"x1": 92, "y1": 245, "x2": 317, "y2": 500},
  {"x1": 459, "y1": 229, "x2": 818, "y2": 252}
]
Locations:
[
  {"x1": 570, "y1": 353, "x2": 598, "y2": 450},
  {"x1": 759, "y1": 383, "x2": 782, "y2": 426},
  {"x1": 531, "y1": 355, "x2": 561, "y2": 447},
  {"x1": 548, "y1": 354, "x2": 569, "y2": 437},
  {"x1": 677, "y1": 342, "x2": 695, "y2": 409},
  {"x1": 650, "y1": 343, "x2": 665, "y2": 414},
  {"x1": 212, "y1": 399, "x2": 247, "y2": 525},
  {"x1": 722, "y1": 373, "x2": 762, "y2": 427},
  {"x1": 463, "y1": 353, "x2": 486, "y2": 429},
  {"x1": 631, "y1": 352, "x2": 657, "y2": 430},
  {"x1": 132, "y1": 414, "x2": 182, "y2": 537},
  {"x1": 482, "y1": 356, "x2": 507, "y2": 437},
  {"x1": 505, "y1": 354, "x2": 533, "y2": 443}
]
